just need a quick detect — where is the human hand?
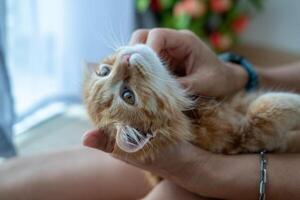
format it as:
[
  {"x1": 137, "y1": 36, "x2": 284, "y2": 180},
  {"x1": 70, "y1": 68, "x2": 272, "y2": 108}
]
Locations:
[
  {"x1": 130, "y1": 28, "x2": 248, "y2": 97},
  {"x1": 82, "y1": 129, "x2": 225, "y2": 199}
]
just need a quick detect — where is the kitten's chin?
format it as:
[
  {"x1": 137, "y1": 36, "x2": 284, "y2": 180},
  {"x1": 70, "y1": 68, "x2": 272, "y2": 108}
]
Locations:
[{"x1": 116, "y1": 125, "x2": 154, "y2": 153}]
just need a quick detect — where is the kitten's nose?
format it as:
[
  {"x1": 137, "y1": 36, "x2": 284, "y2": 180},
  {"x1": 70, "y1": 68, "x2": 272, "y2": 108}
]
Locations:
[
  {"x1": 121, "y1": 54, "x2": 131, "y2": 66},
  {"x1": 110, "y1": 54, "x2": 131, "y2": 84}
]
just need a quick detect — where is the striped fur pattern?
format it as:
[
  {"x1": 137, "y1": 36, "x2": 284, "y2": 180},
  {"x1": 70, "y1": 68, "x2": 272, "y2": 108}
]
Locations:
[{"x1": 84, "y1": 44, "x2": 300, "y2": 163}]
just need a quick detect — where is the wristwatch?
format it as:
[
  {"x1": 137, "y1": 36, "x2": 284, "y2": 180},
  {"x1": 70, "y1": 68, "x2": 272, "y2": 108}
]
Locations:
[{"x1": 219, "y1": 52, "x2": 259, "y2": 91}]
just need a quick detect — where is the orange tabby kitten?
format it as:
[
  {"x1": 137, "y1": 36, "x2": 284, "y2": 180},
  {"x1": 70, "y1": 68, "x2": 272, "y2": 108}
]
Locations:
[{"x1": 83, "y1": 44, "x2": 300, "y2": 164}]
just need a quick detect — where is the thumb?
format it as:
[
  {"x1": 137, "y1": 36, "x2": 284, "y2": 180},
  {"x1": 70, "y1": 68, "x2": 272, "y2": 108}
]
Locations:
[
  {"x1": 177, "y1": 75, "x2": 199, "y2": 95},
  {"x1": 82, "y1": 129, "x2": 114, "y2": 153},
  {"x1": 117, "y1": 140, "x2": 211, "y2": 179},
  {"x1": 178, "y1": 74, "x2": 216, "y2": 97},
  {"x1": 82, "y1": 129, "x2": 214, "y2": 194},
  {"x1": 177, "y1": 77, "x2": 190, "y2": 89}
]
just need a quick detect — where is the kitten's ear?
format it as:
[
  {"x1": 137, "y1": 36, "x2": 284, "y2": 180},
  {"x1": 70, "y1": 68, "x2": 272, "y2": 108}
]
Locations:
[{"x1": 84, "y1": 62, "x2": 99, "y2": 76}]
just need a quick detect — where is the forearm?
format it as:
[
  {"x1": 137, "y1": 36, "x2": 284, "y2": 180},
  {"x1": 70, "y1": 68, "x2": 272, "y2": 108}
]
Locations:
[
  {"x1": 257, "y1": 62, "x2": 300, "y2": 93},
  {"x1": 207, "y1": 153, "x2": 300, "y2": 200},
  {"x1": 0, "y1": 148, "x2": 105, "y2": 200},
  {"x1": 0, "y1": 147, "x2": 149, "y2": 200},
  {"x1": 143, "y1": 181, "x2": 209, "y2": 200}
]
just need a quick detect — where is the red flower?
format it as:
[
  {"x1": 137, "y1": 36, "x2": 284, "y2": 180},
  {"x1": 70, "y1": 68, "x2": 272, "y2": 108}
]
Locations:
[
  {"x1": 209, "y1": 32, "x2": 232, "y2": 50},
  {"x1": 174, "y1": 0, "x2": 206, "y2": 18},
  {"x1": 209, "y1": 32, "x2": 221, "y2": 48},
  {"x1": 210, "y1": 0, "x2": 232, "y2": 13},
  {"x1": 232, "y1": 15, "x2": 249, "y2": 34},
  {"x1": 151, "y1": 0, "x2": 162, "y2": 12}
]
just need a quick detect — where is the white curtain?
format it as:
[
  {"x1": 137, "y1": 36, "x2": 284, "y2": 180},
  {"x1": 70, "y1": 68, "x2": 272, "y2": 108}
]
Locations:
[
  {"x1": 0, "y1": 0, "x2": 16, "y2": 157},
  {"x1": 7, "y1": 0, "x2": 135, "y2": 120}
]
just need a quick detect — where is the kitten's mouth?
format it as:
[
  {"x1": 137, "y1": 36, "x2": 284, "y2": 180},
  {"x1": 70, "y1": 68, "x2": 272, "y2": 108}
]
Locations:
[{"x1": 116, "y1": 125, "x2": 154, "y2": 153}]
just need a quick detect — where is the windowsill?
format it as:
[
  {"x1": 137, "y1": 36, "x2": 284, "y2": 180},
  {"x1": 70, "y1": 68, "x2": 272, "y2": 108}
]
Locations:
[{"x1": 14, "y1": 105, "x2": 92, "y2": 156}]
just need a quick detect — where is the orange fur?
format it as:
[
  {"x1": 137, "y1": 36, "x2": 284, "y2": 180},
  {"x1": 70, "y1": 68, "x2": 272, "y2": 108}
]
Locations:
[{"x1": 83, "y1": 45, "x2": 300, "y2": 166}]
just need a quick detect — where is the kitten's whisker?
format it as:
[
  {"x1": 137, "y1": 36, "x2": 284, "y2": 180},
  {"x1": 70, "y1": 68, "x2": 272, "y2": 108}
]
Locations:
[
  {"x1": 104, "y1": 20, "x2": 119, "y2": 50},
  {"x1": 117, "y1": 18, "x2": 126, "y2": 47},
  {"x1": 118, "y1": 11, "x2": 131, "y2": 47},
  {"x1": 124, "y1": 29, "x2": 131, "y2": 46},
  {"x1": 146, "y1": 140, "x2": 154, "y2": 149},
  {"x1": 141, "y1": 69, "x2": 177, "y2": 83},
  {"x1": 96, "y1": 32, "x2": 117, "y2": 51},
  {"x1": 107, "y1": 20, "x2": 122, "y2": 50},
  {"x1": 199, "y1": 98, "x2": 225, "y2": 114},
  {"x1": 141, "y1": 146, "x2": 147, "y2": 157},
  {"x1": 114, "y1": 20, "x2": 125, "y2": 48},
  {"x1": 159, "y1": 129, "x2": 175, "y2": 143},
  {"x1": 85, "y1": 14, "x2": 116, "y2": 51}
]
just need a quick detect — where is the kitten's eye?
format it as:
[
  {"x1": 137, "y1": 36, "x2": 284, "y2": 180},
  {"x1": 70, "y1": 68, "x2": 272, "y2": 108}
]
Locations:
[
  {"x1": 96, "y1": 65, "x2": 111, "y2": 77},
  {"x1": 121, "y1": 89, "x2": 135, "y2": 105}
]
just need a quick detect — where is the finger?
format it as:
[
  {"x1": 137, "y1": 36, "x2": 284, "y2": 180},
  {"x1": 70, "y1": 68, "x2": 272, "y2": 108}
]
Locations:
[
  {"x1": 114, "y1": 140, "x2": 206, "y2": 175},
  {"x1": 178, "y1": 74, "x2": 216, "y2": 97},
  {"x1": 177, "y1": 77, "x2": 190, "y2": 89},
  {"x1": 82, "y1": 129, "x2": 114, "y2": 153},
  {"x1": 146, "y1": 28, "x2": 178, "y2": 53},
  {"x1": 129, "y1": 29, "x2": 149, "y2": 45},
  {"x1": 146, "y1": 28, "x2": 193, "y2": 56},
  {"x1": 177, "y1": 75, "x2": 197, "y2": 94}
]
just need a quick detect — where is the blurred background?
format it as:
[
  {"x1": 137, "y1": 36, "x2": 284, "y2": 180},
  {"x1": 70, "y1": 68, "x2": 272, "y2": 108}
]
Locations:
[{"x1": 0, "y1": 0, "x2": 299, "y2": 159}]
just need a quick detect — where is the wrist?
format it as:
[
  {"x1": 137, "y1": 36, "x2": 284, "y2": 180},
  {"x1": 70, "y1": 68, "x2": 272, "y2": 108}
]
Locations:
[
  {"x1": 219, "y1": 53, "x2": 259, "y2": 92},
  {"x1": 199, "y1": 154, "x2": 237, "y2": 198},
  {"x1": 169, "y1": 149, "x2": 226, "y2": 199},
  {"x1": 255, "y1": 67, "x2": 273, "y2": 89},
  {"x1": 224, "y1": 62, "x2": 248, "y2": 93},
  {"x1": 186, "y1": 153, "x2": 233, "y2": 199},
  {"x1": 206, "y1": 154, "x2": 260, "y2": 200}
]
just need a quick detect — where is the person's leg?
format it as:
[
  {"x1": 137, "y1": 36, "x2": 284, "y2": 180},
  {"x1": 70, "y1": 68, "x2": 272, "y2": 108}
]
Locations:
[
  {"x1": 0, "y1": 147, "x2": 151, "y2": 200},
  {"x1": 143, "y1": 180, "x2": 213, "y2": 200}
]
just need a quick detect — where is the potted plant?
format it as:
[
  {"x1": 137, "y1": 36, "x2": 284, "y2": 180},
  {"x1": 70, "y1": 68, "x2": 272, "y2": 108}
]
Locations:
[{"x1": 136, "y1": 0, "x2": 264, "y2": 51}]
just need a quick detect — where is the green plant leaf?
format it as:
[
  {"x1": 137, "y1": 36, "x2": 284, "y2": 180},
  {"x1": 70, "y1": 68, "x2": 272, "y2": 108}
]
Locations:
[
  {"x1": 136, "y1": 0, "x2": 150, "y2": 13},
  {"x1": 161, "y1": 13, "x2": 175, "y2": 28},
  {"x1": 175, "y1": 13, "x2": 191, "y2": 29},
  {"x1": 159, "y1": 0, "x2": 176, "y2": 10},
  {"x1": 249, "y1": 0, "x2": 264, "y2": 10}
]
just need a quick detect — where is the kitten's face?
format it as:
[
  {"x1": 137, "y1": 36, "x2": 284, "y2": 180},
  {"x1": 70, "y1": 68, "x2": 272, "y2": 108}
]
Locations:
[{"x1": 84, "y1": 44, "x2": 192, "y2": 159}]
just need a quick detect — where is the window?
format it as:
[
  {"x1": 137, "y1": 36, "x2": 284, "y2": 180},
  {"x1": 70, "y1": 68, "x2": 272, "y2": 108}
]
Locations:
[{"x1": 6, "y1": 0, "x2": 134, "y2": 134}]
